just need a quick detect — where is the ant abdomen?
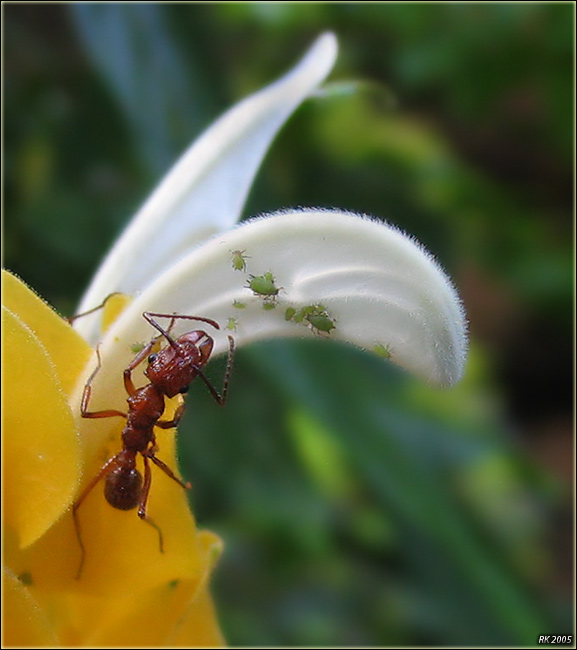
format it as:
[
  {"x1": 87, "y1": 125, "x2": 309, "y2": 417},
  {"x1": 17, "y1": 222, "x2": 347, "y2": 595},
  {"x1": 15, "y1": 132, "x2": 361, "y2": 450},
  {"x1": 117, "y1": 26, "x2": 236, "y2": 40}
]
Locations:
[{"x1": 104, "y1": 465, "x2": 142, "y2": 510}]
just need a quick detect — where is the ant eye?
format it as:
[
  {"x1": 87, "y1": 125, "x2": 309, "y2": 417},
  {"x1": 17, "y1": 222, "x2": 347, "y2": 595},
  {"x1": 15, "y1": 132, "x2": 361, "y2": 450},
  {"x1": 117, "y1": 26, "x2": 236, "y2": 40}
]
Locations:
[
  {"x1": 148, "y1": 353, "x2": 157, "y2": 364},
  {"x1": 180, "y1": 385, "x2": 189, "y2": 394}
]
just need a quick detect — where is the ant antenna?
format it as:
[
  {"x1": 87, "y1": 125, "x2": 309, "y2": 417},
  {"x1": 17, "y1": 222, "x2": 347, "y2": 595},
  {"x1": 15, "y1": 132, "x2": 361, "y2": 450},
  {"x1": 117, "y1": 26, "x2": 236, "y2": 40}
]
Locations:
[{"x1": 143, "y1": 312, "x2": 221, "y2": 355}]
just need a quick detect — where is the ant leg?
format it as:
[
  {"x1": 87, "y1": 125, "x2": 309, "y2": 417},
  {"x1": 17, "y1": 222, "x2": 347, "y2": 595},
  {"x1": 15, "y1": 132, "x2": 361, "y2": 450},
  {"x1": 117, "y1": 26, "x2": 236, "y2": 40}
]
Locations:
[
  {"x1": 72, "y1": 453, "x2": 121, "y2": 579},
  {"x1": 145, "y1": 451, "x2": 192, "y2": 490},
  {"x1": 121, "y1": 314, "x2": 185, "y2": 396},
  {"x1": 122, "y1": 313, "x2": 182, "y2": 395},
  {"x1": 194, "y1": 335, "x2": 235, "y2": 406},
  {"x1": 82, "y1": 346, "x2": 127, "y2": 419},
  {"x1": 67, "y1": 292, "x2": 124, "y2": 324},
  {"x1": 155, "y1": 403, "x2": 186, "y2": 430},
  {"x1": 138, "y1": 455, "x2": 165, "y2": 553},
  {"x1": 122, "y1": 312, "x2": 179, "y2": 394},
  {"x1": 123, "y1": 337, "x2": 159, "y2": 396}
]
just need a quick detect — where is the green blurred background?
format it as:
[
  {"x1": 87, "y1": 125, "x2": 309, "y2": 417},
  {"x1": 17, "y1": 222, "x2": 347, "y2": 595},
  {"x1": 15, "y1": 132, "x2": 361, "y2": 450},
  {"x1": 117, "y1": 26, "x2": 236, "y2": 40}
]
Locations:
[{"x1": 4, "y1": 4, "x2": 573, "y2": 646}]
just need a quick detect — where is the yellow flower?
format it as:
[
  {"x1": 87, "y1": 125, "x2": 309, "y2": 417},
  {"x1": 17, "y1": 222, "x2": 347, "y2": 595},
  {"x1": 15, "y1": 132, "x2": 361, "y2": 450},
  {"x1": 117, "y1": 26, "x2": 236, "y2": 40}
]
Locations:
[{"x1": 2, "y1": 270, "x2": 225, "y2": 647}]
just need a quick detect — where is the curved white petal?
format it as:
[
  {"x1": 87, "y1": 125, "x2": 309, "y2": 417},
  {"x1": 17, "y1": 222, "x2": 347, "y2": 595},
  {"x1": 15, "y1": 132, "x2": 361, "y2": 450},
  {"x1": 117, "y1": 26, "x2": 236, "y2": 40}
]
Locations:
[
  {"x1": 76, "y1": 33, "x2": 338, "y2": 332},
  {"x1": 73, "y1": 210, "x2": 467, "y2": 420}
]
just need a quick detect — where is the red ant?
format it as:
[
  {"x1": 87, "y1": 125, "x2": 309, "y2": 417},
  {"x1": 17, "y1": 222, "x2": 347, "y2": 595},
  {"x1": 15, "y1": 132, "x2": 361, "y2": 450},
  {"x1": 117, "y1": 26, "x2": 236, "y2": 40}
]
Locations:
[{"x1": 71, "y1": 310, "x2": 234, "y2": 578}]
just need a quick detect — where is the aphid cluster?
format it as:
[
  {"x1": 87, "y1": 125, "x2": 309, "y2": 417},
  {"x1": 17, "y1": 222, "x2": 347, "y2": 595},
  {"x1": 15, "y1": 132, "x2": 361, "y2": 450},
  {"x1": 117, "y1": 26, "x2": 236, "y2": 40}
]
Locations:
[
  {"x1": 285, "y1": 303, "x2": 336, "y2": 336},
  {"x1": 228, "y1": 249, "x2": 337, "y2": 336}
]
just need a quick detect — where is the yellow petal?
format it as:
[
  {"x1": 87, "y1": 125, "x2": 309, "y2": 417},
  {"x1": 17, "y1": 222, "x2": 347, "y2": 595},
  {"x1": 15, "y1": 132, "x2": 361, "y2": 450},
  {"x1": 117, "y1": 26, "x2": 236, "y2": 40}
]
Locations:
[
  {"x1": 6, "y1": 529, "x2": 225, "y2": 646},
  {"x1": 169, "y1": 530, "x2": 226, "y2": 647},
  {"x1": 77, "y1": 530, "x2": 225, "y2": 646},
  {"x1": 85, "y1": 579, "x2": 208, "y2": 646},
  {"x1": 170, "y1": 586, "x2": 227, "y2": 647},
  {"x1": 2, "y1": 307, "x2": 81, "y2": 547},
  {"x1": 4, "y1": 435, "x2": 200, "y2": 596},
  {"x1": 2, "y1": 568, "x2": 59, "y2": 646},
  {"x1": 2, "y1": 270, "x2": 92, "y2": 395},
  {"x1": 78, "y1": 577, "x2": 222, "y2": 646},
  {"x1": 101, "y1": 292, "x2": 132, "y2": 332}
]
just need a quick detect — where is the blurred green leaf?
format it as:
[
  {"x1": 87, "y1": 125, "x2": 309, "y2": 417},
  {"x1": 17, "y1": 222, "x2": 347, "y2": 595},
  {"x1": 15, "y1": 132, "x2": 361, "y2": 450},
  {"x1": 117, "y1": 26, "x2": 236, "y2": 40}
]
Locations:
[{"x1": 70, "y1": 3, "x2": 214, "y2": 175}]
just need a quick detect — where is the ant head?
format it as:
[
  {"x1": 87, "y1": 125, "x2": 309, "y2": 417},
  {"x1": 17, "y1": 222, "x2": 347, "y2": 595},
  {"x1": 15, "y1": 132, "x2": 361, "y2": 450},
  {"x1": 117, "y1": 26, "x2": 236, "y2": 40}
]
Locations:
[
  {"x1": 144, "y1": 330, "x2": 214, "y2": 398},
  {"x1": 177, "y1": 330, "x2": 214, "y2": 363}
]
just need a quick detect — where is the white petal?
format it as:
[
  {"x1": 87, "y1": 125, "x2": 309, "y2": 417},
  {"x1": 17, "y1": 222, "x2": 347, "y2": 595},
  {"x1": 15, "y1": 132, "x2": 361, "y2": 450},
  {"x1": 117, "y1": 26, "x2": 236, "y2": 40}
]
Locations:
[
  {"x1": 75, "y1": 210, "x2": 467, "y2": 418},
  {"x1": 76, "y1": 33, "x2": 338, "y2": 333}
]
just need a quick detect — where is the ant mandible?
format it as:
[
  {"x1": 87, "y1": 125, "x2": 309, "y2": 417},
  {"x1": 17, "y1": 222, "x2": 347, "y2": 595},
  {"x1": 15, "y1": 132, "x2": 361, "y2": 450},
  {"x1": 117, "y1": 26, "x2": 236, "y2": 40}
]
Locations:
[{"x1": 71, "y1": 310, "x2": 234, "y2": 578}]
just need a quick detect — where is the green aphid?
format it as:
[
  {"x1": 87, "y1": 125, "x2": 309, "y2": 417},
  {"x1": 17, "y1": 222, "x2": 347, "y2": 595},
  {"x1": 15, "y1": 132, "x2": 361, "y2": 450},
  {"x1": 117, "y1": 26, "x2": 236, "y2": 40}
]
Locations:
[
  {"x1": 289, "y1": 303, "x2": 336, "y2": 335},
  {"x1": 306, "y1": 312, "x2": 336, "y2": 335},
  {"x1": 373, "y1": 343, "x2": 391, "y2": 359},
  {"x1": 233, "y1": 300, "x2": 246, "y2": 309},
  {"x1": 246, "y1": 271, "x2": 281, "y2": 299},
  {"x1": 226, "y1": 317, "x2": 238, "y2": 331},
  {"x1": 230, "y1": 249, "x2": 250, "y2": 272},
  {"x1": 302, "y1": 304, "x2": 322, "y2": 317},
  {"x1": 262, "y1": 302, "x2": 277, "y2": 311},
  {"x1": 292, "y1": 304, "x2": 316, "y2": 324},
  {"x1": 130, "y1": 342, "x2": 145, "y2": 354}
]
